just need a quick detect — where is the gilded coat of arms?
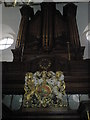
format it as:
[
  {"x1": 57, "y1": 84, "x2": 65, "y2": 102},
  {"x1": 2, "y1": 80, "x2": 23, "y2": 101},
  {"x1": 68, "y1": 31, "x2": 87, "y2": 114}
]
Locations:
[{"x1": 23, "y1": 71, "x2": 66, "y2": 108}]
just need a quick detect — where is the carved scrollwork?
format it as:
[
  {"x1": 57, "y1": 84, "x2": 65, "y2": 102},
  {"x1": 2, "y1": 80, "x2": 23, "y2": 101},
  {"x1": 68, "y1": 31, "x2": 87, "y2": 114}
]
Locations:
[{"x1": 39, "y1": 58, "x2": 51, "y2": 70}]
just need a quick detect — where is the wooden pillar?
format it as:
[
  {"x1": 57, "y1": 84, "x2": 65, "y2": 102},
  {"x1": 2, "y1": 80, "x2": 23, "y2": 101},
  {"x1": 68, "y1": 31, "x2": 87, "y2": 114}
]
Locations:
[
  {"x1": 16, "y1": 5, "x2": 34, "y2": 48},
  {"x1": 63, "y1": 3, "x2": 82, "y2": 59},
  {"x1": 41, "y1": 3, "x2": 55, "y2": 51},
  {"x1": 12, "y1": 5, "x2": 34, "y2": 61}
]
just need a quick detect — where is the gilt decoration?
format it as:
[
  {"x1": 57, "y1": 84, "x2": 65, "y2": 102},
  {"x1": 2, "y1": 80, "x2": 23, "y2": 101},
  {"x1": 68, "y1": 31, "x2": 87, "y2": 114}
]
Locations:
[{"x1": 23, "y1": 71, "x2": 66, "y2": 108}]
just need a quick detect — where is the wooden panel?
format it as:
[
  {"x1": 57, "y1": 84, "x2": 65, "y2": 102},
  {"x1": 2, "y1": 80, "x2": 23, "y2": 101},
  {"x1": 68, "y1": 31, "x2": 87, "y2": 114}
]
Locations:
[{"x1": 2, "y1": 60, "x2": 90, "y2": 94}]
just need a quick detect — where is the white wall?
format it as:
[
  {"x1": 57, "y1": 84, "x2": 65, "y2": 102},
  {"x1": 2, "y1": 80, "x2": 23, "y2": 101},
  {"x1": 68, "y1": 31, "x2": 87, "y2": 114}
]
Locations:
[
  {"x1": 76, "y1": 3, "x2": 89, "y2": 59},
  {"x1": 1, "y1": 4, "x2": 21, "y2": 61}
]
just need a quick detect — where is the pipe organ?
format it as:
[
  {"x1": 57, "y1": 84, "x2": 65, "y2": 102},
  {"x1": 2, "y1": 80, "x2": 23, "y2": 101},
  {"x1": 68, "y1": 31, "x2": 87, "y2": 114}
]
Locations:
[{"x1": 2, "y1": 2, "x2": 90, "y2": 120}]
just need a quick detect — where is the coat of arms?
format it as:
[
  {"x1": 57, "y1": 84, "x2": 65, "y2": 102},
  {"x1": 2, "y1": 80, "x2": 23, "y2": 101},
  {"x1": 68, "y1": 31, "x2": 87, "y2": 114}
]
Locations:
[{"x1": 23, "y1": 71, "x2": 66, "y2": 108}]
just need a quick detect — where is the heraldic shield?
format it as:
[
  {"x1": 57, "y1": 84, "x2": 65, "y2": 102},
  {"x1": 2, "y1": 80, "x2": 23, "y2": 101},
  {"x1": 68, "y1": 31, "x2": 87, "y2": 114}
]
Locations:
[{"x1": 23, "y1": 71, "x2": 67, "y2": 108}]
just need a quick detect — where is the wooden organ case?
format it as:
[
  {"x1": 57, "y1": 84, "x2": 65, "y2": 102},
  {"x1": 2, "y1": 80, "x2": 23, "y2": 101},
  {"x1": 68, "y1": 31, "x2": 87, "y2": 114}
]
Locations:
[
  {"x1": 2, "y1": 2, "x2": 90, "y2": 120},
  {"x1": 12, "y1": 2, "x2": 84, "y2": 62}
]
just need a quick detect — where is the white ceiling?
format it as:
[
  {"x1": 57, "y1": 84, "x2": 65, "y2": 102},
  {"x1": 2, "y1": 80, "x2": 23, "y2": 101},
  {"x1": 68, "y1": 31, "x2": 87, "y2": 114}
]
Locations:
[{"x1": 0, "y1": 2, "x2": 90, "y2": 61}]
